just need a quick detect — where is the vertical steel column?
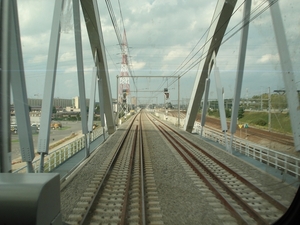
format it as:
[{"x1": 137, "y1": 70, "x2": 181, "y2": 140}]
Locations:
[
  {"x1": 73, "y1": 0, "x2": 89, "y2": 155},
  {"x1": 229, "y1": 0, "x2": 251, "y2": 149},
  {"x1": 0, "y1": 0, "x2": 12, "y2": 173},
  {"x1": 9, "y1": 0, "x2": 35, "y2": 172},
  {"x1": 214, "y1": 66, "x2": 228, "y2": 149},
  {"x1": 200, "y1": 78, "x2": 210, "y2": 136},
  {"x1": 268, "y1": 0, "x2": 300, "y2": 151},
  {"x1": 37, "y1": 0, "x2": 64, "y2": 172},
  {"x1": 98, "y1": 75, "x2": 106, "y2": 140},
  {"x1": 87, "y1": 66, "x2": 98, "y2": 157},
  {"x1": 116, "y1": 75, "x2": 119, "y2": 125},
  {"x1": 178, "y1": 75, "x2": 180, "y2": 127},
  {"x1": 268, "y1": 87, "x2": 271, "y2": 132}
]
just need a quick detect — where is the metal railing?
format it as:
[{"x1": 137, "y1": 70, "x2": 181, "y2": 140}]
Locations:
[
  {"x1": 153, "y1": 112, "x2": 300, "y2": 180},
  {"x1": 13, "y1": 127, "x2": 104, "y2": 173},
  {"x1": 193, "y1": 125, "x2": 300, "y2": 180}
]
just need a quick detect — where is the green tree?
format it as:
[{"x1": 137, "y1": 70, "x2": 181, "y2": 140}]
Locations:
[
  {"x1": 52, "y1": 106, "x2": 57, "y2": 113},
  {"x1": 238, "y1": 107, "x2": 244, "y2": 119}
]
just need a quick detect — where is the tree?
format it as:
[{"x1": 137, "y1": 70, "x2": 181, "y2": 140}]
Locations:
[
  {"x1": 238, "y1": 107, "x2": 244, "y2": 119},
  {"x1": 52, "y1": 106, "x2": 57, "y2": 113}
]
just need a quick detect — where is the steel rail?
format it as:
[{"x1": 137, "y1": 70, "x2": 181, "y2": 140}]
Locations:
[
  {"x1": 120, "y1": 125, "x2": 138, "y2": 224},
  {"x1": 150, "y1": 119, "x2": 249, "y2": 224},
  {"x1": 156, "y1": 115, "x2": 288, "y2": 213},
  {"x1": 80, "y1": 114, "x2": 139, "y2": 225},
  {"x1": 139, "y1": 113, "x2": 147, "y2": 225},
  {"x1": 158, "y1": 124, "x2": 268, "y2": 224}
]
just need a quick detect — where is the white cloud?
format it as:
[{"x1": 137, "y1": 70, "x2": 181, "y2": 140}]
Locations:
[
  {"x1": 14, "y1": 0, "x2": 300, "y2": 101},
  {"x1": 257, "y1": 53, "x2": 279, "y2": 64},
  {"x1": 131, "y1": 61, "x2": 146, "y2": 70},
  {"x1": 64, "y1": 66, "x2": 78, "y2": 74},
  {"x1": 60, "y1": 52, "x2": 76, "y2": 62},
  {"x1": 28, "y1": 54, "x2": 48, "y2": 64}
]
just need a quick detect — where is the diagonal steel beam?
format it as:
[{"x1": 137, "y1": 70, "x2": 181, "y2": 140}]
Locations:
[
  {"x1": 80, "y1": 0, "x2": 115, "y2": 134},
  {"x1": 184, "y1": 0, "x2": 237, "y2": 132}
]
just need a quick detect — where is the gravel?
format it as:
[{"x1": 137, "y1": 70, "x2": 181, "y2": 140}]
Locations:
[{"x1": 60, "y1": 113, "x2": 298, "y2": 224}]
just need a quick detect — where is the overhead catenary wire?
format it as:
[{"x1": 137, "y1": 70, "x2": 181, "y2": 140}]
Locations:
[{"x1": 166, "y1": 0, "x2": 278, "y2": 89}]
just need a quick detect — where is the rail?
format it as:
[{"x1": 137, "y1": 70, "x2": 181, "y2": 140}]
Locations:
[
  {"x1": 153, "y1": 111, "x2": 300, "y2": 180},
  {"x1": 13, "y1": 127, "x2": 103, "y2": 173}
]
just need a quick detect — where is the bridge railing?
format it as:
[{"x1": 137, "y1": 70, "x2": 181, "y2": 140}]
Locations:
[
  {"x1": 13, "y1": 127, "x2": 103, "y2": 173},
  {"x1": 153, "y1": 112, "x2": 300, "y2": 180},
  {"x1": 194, "y1": 125, "x2": 300, "y2": 180}
]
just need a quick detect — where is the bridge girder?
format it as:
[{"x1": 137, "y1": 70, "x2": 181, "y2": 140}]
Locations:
[
  {"x1": 184, "y1": 0, "x2": 237, "y2": 132},
  {"x1": 80, "y1": 0, "x2": 115, "y2": 134}
]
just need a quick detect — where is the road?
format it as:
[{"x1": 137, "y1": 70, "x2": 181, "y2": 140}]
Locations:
[{"x1": 11, "y1": 121, "x2": 83, "y2": 161}]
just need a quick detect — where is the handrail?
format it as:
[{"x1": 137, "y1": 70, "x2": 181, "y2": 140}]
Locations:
[
  {"x1": 13, "y1": 127, "x2": 103, "y2": 173},
  {"x1": 193, "y1": 124, "x2": 300, "y2": 179},
  {"x1": 153, "y1": 111, "x2": 300, "y2": 180}
]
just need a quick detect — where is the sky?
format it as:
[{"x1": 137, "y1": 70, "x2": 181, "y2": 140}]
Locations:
[{"x1": 16, "y1": 0, "x2": 300, "y2": 106}]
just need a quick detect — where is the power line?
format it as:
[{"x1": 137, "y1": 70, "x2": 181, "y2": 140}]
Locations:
[{"x1": 166, "y1": 0, "x2": 278, "y2": 89}]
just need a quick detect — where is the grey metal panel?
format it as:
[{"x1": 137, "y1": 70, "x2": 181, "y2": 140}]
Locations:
[
  {"x1": 80, "y1": 0, "x2": 115, "y2": 134},
  {"x1": 0, "y1": 173, "x2": 61, "y2": 224},
  {"x1": 0, "y1": 0, "x2": 12, "y2": 173},
  {"x1": 9, "y1": 0, "x2": 35, "y2": 169},
  {"x1": 184, "y1": 0, "x2": 237, "y2": 132}
]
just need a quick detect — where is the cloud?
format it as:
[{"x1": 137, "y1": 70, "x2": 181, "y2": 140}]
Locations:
[
  {"x1": 15, "y1": 0, "x2": 300, "y2": 102},
  {"x1": 28, "y1": 54, "x2": 48, "y2": 64},
  {"x1": 131, "y1": 61, "x2": 146, "y2": 70},
  {"x1": 257, "y1": 53, "x2": 279, "y2": 64}
]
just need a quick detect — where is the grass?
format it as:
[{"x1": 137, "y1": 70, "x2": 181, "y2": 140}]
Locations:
[
  {"x1": 239, "y1": 111, "x2": 291, "y2": 134},
  {"x1": 208, "y1": 110, "x2": 292, "y2": 134}
]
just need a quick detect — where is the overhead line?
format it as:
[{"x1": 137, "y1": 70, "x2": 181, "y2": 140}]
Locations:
[{"x1": 166, "y1": 0, "x2": 277, "y2": 89}]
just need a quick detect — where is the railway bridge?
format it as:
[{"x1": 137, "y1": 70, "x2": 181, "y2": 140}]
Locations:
[{"x1": 1, "y1": 0, "x2": 300, "y2": 224}]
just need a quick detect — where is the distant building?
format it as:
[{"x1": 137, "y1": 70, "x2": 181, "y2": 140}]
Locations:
[
  {"x1": 72, "y1": 96, "x2": 90, "y2": 109},
  {"x1": 27, "y1": 98, "x2": 73, "y2": 109}
]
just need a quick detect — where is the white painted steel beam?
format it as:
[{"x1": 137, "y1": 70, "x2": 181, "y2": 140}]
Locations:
[
  {"x1": 88, "y1": 67, "x2": 98, "y2": 133},
  {"x1": 37, "y1": 0, "x2": 64, "y2": 172},
  {"x1": 73, "y1": 0, "x2": 90, "y2": 158},
  {"x1": 184, "y1": 0, "x2": 237, "y2": 132},
  {"x1": 80, "y1": 0, "x2": 115, "y2": 134},
  {"x1": 200, "y1": 78, "x2": 210, "y2": 136},
  {"x1": 73, "y1": 0, "x2": 88, "y2": 135},
  {"x1": 9, "y1": 0, "x2": 35, "y2": 172},
  {"x1": 268, "y1": 0, "x2": 300, "y2": 151},
  {"x1": 229, "y1": 0, "x2": 251, "y2": 149},
  {"x1": 0, "y1": 0, "x2": 12, "y2": 173}
]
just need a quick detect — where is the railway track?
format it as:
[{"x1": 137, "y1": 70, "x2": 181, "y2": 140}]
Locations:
[
  {"x1": 147, "y1": 113, "x2": 288, "y2": 224},
  {"x1": 65, "y1": 113, "x2": 163, "y2": 225},
  {"x1": 167, "y1": 110, "x2": 294, "y2": 147}
]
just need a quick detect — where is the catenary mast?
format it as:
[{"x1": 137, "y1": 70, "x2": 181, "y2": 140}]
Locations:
[{"x1": 118, "y1": 30, "x2": 130, "y2": 113}]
